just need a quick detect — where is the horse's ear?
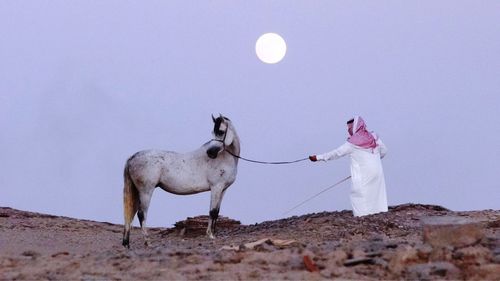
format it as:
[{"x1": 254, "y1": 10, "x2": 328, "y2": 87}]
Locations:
[{"x1": 212, "y1": 114, "x2": 216, "y2": 123}]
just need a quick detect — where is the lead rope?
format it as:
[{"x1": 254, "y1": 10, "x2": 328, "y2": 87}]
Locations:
[
  {"x1": 282, "y1": 175, "x2": 352, "y2": 216},
  {"x1": 225, "y1": 150, "x2": 309, "y2": 165},
  {"x1": 211, "y1": 138, "x2": 309, "y2": 164}
]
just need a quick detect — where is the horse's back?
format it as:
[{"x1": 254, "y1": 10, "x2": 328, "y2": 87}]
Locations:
[{"x1": 126, "y1": 150, "x2": 177, "y2": 186}]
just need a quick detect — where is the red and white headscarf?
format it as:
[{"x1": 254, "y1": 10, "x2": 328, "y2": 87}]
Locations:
[{"x1": 347, "y1": 116, "x2": 378, "y2": 149}]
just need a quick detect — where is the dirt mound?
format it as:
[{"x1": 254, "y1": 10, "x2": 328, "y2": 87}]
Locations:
[
  {"x1": 169, "y1": 216, "x2": 241, "y2": 237},
  {"x1": 0, "y1": 204, "x2": 498, "y2": 280}
]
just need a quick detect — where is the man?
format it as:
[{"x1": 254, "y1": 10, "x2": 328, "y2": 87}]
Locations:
[{"x1": 309, "y1": 116, "x2": 388, "y2": 217}]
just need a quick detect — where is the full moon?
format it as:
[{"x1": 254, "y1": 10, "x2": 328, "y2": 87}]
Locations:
[{"x1": 255, "y1": 33, "x2": 287, "y2": 64}]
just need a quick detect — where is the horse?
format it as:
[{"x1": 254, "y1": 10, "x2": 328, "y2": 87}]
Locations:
[{"x1": 122, "y1": 114, "x2": 240, "y2": 248}]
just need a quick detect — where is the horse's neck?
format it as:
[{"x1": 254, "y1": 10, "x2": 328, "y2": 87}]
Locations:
[{"x1": 228, "y1": 130, "x2": 241, "y2": 157}]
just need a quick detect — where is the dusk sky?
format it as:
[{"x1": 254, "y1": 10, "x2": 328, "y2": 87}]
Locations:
[{"x1": 1, "y1": 1, "x2": 498, "y2": 227}]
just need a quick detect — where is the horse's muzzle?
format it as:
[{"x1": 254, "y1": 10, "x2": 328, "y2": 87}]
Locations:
[{"x1": 207, "y1": 146, "x2": 220, "y2": 159}]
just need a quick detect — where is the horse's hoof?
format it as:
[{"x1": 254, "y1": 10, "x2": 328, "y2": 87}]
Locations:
[{"x1": 122, "y1": 239, "x2": 130, "y2": 249}]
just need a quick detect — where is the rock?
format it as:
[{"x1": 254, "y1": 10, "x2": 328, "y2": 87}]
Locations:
[
  {"x1": 388, "y1": 245, "x2": 419, "y2": 274},
  {"x1": 321, "y1": 261, "x2": 349, "y2": 278},
  {"x1": 330, "y1": 266, "x2": 349, "y2": 277},
  {"x1": 51, "y1": 251, "x2": 70, "y2": 258},
  {"x1": 487, "y1": 219, "x2": 500, "y2": 228},
  {"x1": 453, "y1": 245, "x2": 492, "y2": 266},
  {"x1": 373, "y1": 257, "x2": 388, "y2": 267},
  {"x1": 173, "y1": 216, "x2": 241, "y2": 237},
  {"x1": 351, "y1": 248, "x2": 366, "y2": 259},
  {"x1": 406, "y1": 262, "x2": 461, "y2": 280},
  {"x1": 253, "y1": 241, "x2": 276, "y2": 252},
  {"x1": 422, "y1": 216, "x2": 484, "y2": 248},
  {"x1": 220, "y1": 238, "x2": 300, "y2": 252},
  {"x1": 344, "y1": 257, "x2": 375, "y2": 266},
  {"x1": 303, "y1": 255, "x2": 319, "y2": 272},
  {"x1": 493, "y1": 247, "x2": 500, "y2": 263},
  {"x1": 415, "y1": 243, "x2": 433, "y2": 260},
  {"x1": 390, "y1": 204, "x2": 450, "y2": 212},
  {"x1": 288, "y1": 253, "x2": 307, "y2": 270},
  {"x1": 482, "y1": 235, "x2": 500, "y2": 251},
  {"x1": 320, "y1": 250, "x2": 349, "y2": 278},
  {"x1": 21, "y1": 251, "x2": 40, "y2": 259},
  {"x1": 326, "y1": 249, "x2": 348, "y2": 265},
  {"x1": 465, "y1": 264, "x2": 500, "y2": 280},
  {"x1": 212, "y1": 251, "x2": 243, "y2": 264},
  {"x1": 429, "y1": 245, "x2": 454, "y2": 262},
  {"x1": 245, "y1": 250, "x2": 306, "y2": 272}
]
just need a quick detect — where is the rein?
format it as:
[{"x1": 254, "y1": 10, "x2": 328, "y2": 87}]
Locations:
[
  {"x1": 226, "y1": 150, "x2": 309, "y2": 165},
  {"x1": 212, "y1": 122, "x2": 309, "y2": 164},
  {"x1": 211, "y1": 139, "x2": 308, "y2": 165}
]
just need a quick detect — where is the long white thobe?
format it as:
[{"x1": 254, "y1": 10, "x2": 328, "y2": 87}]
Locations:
[{"x1": 316, "y1": 138, "x2": 388, "y2": 217}]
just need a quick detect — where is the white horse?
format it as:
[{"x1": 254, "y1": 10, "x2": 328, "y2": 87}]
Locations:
[{"x1": 122, "y1": 114, "x2": 240, "y2": 248}]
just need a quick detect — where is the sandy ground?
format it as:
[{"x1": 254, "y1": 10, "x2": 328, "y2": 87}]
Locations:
[{"x1": 0, "y1": 204, "x2": 499, "y2": 280}]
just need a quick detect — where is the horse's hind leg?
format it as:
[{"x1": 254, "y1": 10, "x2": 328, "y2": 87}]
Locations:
[
  {"x1": 207, "y1": 187, "x2": 226, "y2": 239},
  {"x1": 137, "y1": 187, "x2": 154, "y2": 247},
  {"x1": 123, "y1": 168, "x2": 139, "y2": 248}
]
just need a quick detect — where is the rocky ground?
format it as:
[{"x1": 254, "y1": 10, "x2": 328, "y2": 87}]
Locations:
[{"x1": 0, "y1": 204, "x2": 499, "y2": 280}]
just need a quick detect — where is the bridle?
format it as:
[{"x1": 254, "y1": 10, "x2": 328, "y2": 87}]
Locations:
[{"x1": 211, "y1": 118, "x2": 229, "y2": 148}]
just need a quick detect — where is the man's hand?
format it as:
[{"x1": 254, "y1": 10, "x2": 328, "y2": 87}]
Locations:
[{"x1": 309, "y1": 155, "x2": 317, "y2": 162}]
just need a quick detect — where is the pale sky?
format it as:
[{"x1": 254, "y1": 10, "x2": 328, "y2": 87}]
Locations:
[{"x1": 1, "y1": 1, "x2": 499, "y2": 227}]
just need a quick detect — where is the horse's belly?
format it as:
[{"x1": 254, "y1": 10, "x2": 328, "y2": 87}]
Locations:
[
  {"x1": 158, "y1": 184, "x2": 209, "y2": 195},
  {"x1": 157, "y1": 176, "x2": 210, "y2": 195}
]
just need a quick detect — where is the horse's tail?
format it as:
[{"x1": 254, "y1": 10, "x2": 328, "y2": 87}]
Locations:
[{"x1": 122, "y1": 161, "x2": 138, "y2": 248}]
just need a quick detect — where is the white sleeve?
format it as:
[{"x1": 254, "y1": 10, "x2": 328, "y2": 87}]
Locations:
[
  {"x1": 377, "y1": 138, "x2": 388, "y2": 159},
  {"x1": 316, "y1": 142, "x2": 352, "y2": 161}
]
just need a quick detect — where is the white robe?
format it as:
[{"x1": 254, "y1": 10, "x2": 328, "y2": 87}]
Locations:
[{"x1": 316, "y1": 138, "x2": 388, "y2": 217}]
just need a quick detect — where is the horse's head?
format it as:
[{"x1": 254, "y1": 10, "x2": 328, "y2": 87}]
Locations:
[{"x1": 207, "y1": 114, "x2": 235, "y2": 159}]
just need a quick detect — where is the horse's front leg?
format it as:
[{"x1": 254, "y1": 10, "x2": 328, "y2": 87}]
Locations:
[{"x1": 207, "y1": 187, "x2": 226, "y2": 239}]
